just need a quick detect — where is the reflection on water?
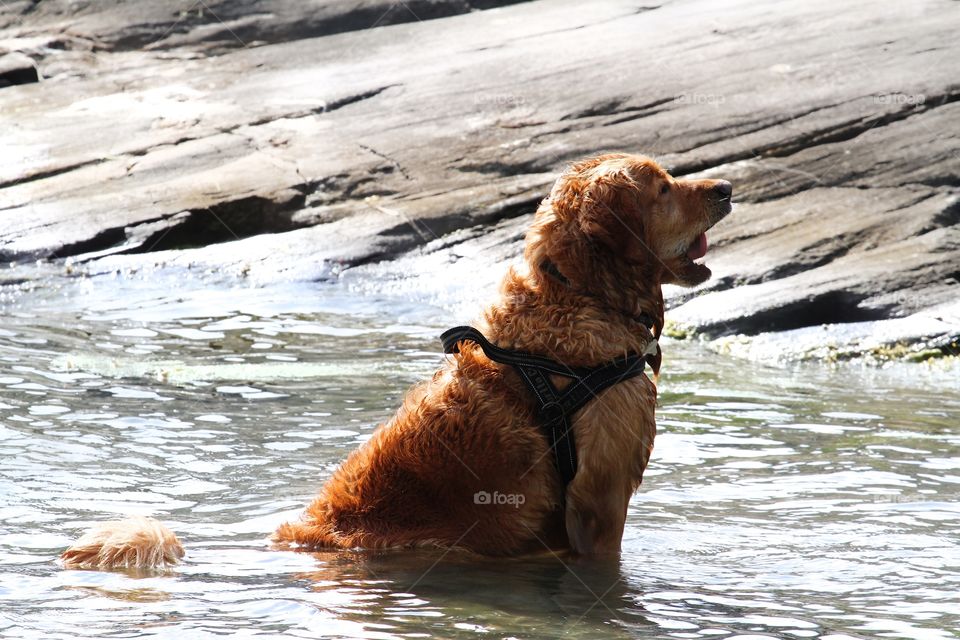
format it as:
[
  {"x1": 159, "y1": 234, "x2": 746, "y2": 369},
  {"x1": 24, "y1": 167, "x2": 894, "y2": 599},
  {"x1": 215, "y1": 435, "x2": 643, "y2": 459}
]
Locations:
[{"x1": 0, "y1": 273, "x2": 958, "y2": 639}]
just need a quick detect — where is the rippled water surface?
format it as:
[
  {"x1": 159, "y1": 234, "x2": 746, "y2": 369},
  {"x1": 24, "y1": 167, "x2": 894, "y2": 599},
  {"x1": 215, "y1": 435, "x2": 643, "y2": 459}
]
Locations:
[{"x1": 1, "y1": 272, "x2": 958, "y2": 639}]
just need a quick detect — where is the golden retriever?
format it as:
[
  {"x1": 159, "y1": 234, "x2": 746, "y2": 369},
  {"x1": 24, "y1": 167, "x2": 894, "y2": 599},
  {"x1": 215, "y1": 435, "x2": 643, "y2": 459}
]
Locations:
[{"x1": 60, "y1": 153, "x2": 732, "y2": 568}]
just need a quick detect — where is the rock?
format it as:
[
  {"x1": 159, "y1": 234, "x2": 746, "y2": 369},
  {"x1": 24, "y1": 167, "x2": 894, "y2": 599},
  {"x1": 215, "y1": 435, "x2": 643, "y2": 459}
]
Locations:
[
  {"x1": 0, "y1": 0, "x2": 958, "y2": 363},
  {"x1": 0, "y1": 1, "x2": 521, "y2": 50},
  {"x1": 711, "y1": 301, "x2": 960, "y2": 365},
  {"x1": 0, "y1": 52, "x2": 38, "y2": 87},
  {"x1": 671, "y1": 185, "x2": 960, "y2": 334}
]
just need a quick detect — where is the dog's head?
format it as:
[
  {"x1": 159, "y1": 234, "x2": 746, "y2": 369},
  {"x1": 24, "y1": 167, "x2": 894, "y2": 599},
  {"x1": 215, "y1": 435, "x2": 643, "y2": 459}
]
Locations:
[{"x1": 526, "y1": 153, "x2": 732, "y2": 289}]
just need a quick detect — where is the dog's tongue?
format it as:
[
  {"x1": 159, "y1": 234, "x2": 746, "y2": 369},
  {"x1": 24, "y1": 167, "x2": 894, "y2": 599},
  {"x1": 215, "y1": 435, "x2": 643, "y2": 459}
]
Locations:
[{"x1": 687, "y1": 232, "x2": 708, "y2": 260}]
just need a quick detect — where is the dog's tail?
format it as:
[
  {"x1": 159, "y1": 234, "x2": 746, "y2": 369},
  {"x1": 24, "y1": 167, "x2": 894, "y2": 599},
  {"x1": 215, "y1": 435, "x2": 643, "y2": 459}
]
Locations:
[{"x1": 60, "y1": 516, "x2": 184, "y2": 570}]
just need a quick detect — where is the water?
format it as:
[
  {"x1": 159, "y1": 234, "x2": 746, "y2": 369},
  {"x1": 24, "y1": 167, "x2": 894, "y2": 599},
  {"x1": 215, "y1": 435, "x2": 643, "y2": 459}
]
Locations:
[{"x1": 1, "y1": 268, "x2": 958, "y2": 639}]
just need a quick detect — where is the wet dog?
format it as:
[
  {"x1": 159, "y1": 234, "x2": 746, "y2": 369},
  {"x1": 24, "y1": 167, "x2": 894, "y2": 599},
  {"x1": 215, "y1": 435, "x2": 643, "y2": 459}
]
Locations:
[{"x1": 61, "y1": 153, "x2": 732, "y2": 568}]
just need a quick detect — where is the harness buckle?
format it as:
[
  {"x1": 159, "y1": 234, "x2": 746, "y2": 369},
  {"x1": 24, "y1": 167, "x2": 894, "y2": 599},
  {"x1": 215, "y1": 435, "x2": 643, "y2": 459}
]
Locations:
[{"x1": 539, "y1": 401, "x2": 565, "y2": 426}]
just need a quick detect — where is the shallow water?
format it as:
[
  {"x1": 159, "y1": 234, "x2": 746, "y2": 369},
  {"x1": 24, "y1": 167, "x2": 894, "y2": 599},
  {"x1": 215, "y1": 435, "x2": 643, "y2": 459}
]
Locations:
[{"x1": 1, "y1": 270, "x2": 958, "y2": 639}]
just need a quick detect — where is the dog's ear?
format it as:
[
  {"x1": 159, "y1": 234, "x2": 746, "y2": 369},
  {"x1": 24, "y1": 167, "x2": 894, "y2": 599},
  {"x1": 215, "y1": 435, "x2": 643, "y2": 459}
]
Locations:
[{"x1": 577, "y1": 171, "x2": 647, "y2": 256}]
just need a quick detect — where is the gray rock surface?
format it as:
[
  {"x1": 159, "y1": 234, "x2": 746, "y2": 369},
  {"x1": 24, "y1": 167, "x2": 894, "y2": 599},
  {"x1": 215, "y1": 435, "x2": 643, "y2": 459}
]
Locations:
[{"x1": 1, "y1": 0, "x2": 958, "y2": 362}]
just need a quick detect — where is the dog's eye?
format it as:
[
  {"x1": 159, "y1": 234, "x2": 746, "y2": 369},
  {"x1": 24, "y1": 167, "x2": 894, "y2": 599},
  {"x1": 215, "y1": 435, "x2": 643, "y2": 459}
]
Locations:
[{"x1": 659, "y1": 183, "x2": 670, "y2": 195}]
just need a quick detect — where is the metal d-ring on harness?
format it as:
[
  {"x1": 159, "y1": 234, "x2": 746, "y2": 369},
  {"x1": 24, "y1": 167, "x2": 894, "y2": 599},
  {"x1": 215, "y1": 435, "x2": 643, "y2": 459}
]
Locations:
[{"x1": 440, "y1": 326, "x2": 658, "y2": 489}]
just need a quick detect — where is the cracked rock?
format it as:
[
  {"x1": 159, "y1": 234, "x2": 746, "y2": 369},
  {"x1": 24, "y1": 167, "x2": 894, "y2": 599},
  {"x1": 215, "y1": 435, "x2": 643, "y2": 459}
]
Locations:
[{"x1": 0, "y1": 0, "x2": 958, "y2": 362}]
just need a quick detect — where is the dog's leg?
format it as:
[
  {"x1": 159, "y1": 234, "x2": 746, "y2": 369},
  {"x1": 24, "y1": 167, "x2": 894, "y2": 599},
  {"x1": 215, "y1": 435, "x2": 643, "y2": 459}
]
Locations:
[
  {"x1": 562, "y1": 379, "x2": 656, "y2": 556},
  {"x1": 563, "y1": 478, "x2": 630, "y2": 556}
]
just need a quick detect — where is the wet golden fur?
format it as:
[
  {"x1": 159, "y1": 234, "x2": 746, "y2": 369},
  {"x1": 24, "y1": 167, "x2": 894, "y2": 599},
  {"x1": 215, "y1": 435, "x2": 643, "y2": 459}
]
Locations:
[{"x1": 61, "y1": 153, "x2": 732, "y2": 567}]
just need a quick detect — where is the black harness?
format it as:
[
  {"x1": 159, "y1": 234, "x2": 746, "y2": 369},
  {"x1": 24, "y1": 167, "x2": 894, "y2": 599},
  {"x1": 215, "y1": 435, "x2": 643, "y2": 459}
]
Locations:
[{"x1": 440, "y1": 325, "x2": 658, "y2": 489}]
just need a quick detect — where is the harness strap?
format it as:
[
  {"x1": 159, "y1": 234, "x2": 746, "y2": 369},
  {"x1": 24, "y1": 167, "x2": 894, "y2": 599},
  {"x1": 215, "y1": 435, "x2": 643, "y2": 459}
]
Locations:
[{"x1": 440, "y1": 326, "x2": 652, "y2": 488}]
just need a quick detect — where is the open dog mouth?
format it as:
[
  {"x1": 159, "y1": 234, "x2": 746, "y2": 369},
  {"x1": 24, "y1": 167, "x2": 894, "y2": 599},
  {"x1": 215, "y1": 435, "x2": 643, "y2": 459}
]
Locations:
[{"x1": 686, "y1": 194, "x2": 733, "y2": 264}]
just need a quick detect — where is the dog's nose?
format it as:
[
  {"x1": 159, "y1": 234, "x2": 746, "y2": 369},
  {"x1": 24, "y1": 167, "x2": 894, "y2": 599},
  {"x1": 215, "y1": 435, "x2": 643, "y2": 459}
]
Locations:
[{"x1": 713, "y1": 180, "x2": 733, "y2": 198}]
